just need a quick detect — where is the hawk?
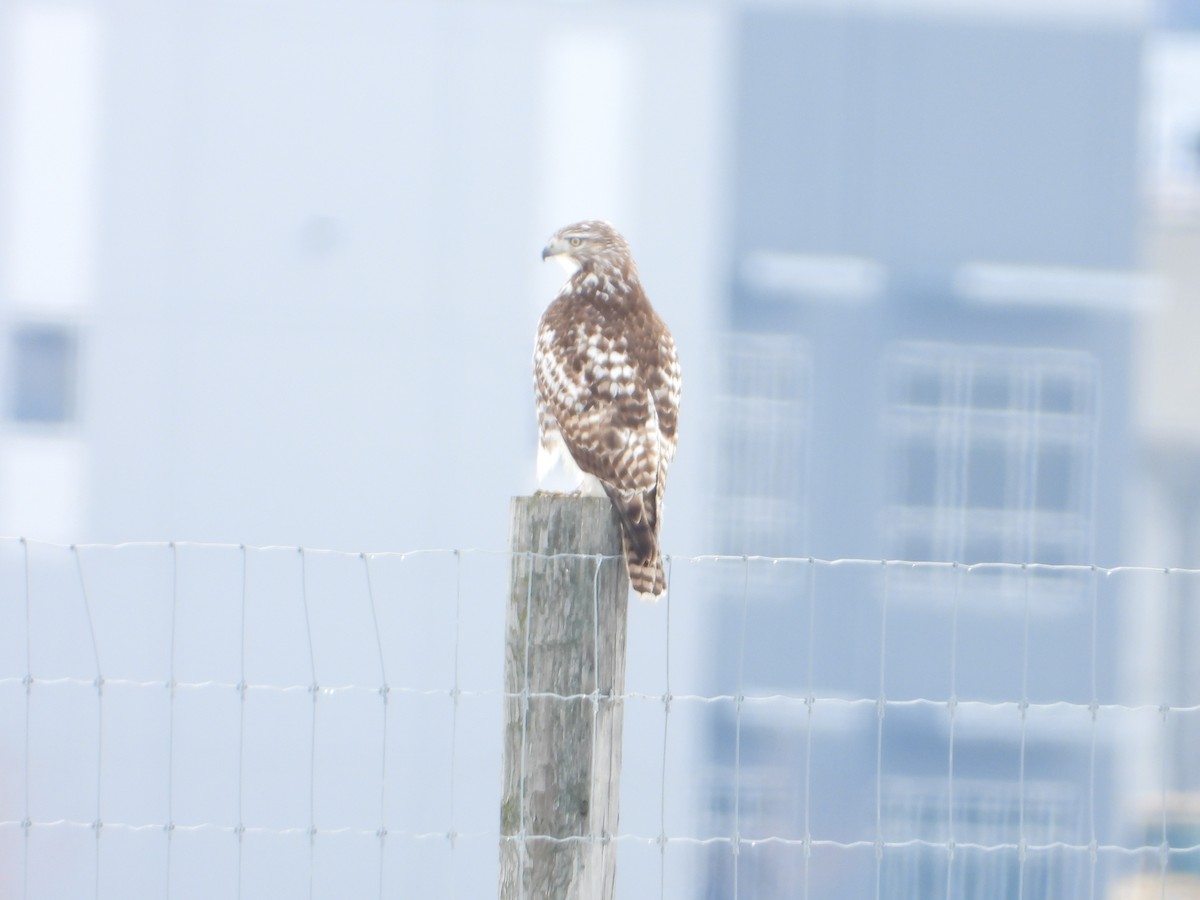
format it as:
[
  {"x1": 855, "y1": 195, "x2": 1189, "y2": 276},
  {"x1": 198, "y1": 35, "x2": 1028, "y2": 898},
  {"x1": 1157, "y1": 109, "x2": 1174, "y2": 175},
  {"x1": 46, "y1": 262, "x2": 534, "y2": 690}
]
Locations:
[{"x1": 535, "y1": 220, "x2": 681, "y2": 601}]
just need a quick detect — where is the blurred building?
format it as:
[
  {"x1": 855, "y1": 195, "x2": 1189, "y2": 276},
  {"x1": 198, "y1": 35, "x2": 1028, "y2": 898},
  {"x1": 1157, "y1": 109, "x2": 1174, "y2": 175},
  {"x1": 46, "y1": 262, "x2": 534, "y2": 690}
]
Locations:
[
  {"x1": 1121, "y1": 14, "x2": 1200, "y2": 899},
  {"x1": 705, "y1": 1, "x2": 1146, "y2": 897},
  {"x1": 0, "y1": 1, "x2": 1173, "y2": 899}
]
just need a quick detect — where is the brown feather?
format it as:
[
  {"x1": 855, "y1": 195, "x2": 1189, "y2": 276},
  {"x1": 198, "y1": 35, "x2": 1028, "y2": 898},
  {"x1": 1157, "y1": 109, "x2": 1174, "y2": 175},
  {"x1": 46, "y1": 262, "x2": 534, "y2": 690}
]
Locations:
[{"x1": 534, "y1": 221, "x2": 681, "y2": 600}]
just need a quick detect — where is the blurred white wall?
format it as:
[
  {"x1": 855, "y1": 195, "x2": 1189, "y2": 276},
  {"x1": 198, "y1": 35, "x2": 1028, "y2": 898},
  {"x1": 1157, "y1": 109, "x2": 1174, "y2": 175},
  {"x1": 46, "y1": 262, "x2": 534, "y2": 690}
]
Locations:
[
  {"x1": 0, "y1": 3, "x2": 730, "y2": 899},
  {"x1": 0, "y1": 0, "x2": 728, "y2": 559},
  {"x1": 0, "y1": 5, "x2": 99, "y2": 539}
]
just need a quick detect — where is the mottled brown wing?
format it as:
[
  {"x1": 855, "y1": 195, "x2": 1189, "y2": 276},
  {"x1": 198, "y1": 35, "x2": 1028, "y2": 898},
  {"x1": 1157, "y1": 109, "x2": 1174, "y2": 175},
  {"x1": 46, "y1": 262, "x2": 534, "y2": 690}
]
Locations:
[
  {"x1": 635, "y1": 313, "x2": 680, "y2": 551},
  {"x1": 647, "y1": 324, "x2": 681, "y2": 464},
  {"x1": 534, "y1": 301, "x2": 663, "y2": 499}
]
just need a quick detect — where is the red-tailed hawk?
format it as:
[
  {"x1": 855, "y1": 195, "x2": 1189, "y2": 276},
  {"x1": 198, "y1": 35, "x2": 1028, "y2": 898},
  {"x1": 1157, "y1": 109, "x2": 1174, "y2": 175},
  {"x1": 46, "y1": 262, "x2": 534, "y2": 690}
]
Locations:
[{"x1": 535, "y1": 220, "x2": 681, "y2": 601}]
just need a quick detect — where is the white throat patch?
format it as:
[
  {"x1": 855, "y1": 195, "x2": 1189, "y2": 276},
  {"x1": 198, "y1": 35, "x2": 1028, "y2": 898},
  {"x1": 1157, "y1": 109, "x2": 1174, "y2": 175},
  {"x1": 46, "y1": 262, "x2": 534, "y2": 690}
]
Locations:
[{"x1": 552, "y1": 254, "x2": 581, "y2": 276}]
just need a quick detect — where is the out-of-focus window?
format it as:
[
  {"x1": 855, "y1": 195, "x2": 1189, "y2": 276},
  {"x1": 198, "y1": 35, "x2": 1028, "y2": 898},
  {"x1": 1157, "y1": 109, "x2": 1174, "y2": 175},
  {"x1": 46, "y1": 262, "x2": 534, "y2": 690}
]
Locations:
[
  {"x1": 882, "y1": 343, "x2": 1098, "y2": 608},
  {"x1": 9, "y1": 322, "x2": 78, "y2": 424}
]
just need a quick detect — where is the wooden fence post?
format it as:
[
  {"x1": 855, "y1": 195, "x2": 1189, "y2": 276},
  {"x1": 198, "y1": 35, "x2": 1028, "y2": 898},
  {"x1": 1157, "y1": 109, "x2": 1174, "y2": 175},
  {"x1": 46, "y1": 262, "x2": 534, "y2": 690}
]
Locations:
[{"x1": 499, "y1": 494, "x2": 629, "y2": 900}]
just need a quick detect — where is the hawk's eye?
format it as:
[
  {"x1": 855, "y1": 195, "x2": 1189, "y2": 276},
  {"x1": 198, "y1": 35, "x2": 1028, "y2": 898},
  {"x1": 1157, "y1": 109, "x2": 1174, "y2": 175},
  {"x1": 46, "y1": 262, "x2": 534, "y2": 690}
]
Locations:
[{"x1": 569, "y1": 237, "x2": 582, "y2": 247}]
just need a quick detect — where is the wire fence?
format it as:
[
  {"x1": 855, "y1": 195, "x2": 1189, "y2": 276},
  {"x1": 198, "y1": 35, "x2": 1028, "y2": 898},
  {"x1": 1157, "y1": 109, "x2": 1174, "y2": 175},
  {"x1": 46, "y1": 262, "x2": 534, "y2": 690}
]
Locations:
[{"x1": 0, "y1": 538, "x2": 1197, "y2": 899}]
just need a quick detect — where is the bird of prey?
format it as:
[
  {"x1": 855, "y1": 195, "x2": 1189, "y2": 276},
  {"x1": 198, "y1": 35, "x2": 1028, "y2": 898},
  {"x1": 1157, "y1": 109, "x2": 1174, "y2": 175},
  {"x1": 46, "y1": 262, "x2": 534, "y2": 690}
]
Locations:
[{"x1": 534, "y1": 220, "x2": 681, "y2": 601}]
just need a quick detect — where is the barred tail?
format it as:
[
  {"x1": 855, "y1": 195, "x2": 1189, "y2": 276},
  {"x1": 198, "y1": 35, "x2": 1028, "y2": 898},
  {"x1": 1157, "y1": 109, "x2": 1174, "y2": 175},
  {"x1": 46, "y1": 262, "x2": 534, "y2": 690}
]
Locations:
[
  {"x1": 620, "y1": 524, "x2": 666, "y2": 601},
  {"x1": 604, "y1": 484, "x2": 667, "y2": 602}
]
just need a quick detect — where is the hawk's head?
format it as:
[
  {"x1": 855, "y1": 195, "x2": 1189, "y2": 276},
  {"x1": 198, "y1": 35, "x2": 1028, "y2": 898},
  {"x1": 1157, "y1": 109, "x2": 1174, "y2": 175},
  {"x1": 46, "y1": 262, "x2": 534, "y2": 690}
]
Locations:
[{"x1": 542, "y1": 220, "x2": 632, "y2": 275}]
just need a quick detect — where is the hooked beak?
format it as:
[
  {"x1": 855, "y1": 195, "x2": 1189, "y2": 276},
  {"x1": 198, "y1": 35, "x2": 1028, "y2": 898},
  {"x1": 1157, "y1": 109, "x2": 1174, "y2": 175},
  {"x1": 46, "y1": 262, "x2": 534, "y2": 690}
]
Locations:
[{"x1": 542, "y1": 236, "x2": 567, "y2": 261}]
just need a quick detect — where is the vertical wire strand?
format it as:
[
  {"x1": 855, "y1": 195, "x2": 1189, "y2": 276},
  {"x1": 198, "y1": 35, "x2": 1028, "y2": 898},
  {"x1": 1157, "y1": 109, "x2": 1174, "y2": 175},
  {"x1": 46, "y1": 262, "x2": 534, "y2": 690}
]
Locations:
[
  {"x1": 298, "y1": 548, "x2": 318, "y2": 900},
  {"x1": 658, "y1": 556, "x2": 673, "y2": 900},
  {"x1": 1160, "y1": 689, "x2": 1169, "y2": 900},
  {"x1": 1160, "y1": 569, "x2": 1171, "y2": 900},
  {"x1": 21, "y1": 538, "x2": 31, "y2": 900},
  {"x1": 72, "y1": 545, "x2": 104, "y2": 900},
  {"x1": 1017, "y1": 564, "x2": 1032, "y2": 900},
  {"x1": 1023, "y1": 362, "x2": 1042, "y2": 596},
  {"x1": 875, "y1": 560, "x2": 889, "y2": 900},
  {"x1": 1019, "y1": 361, "x2": 1039, "y2": 898},
  {"x1": 946, "y1": 353, "x2": 974, "y2": 897},
  {"x1": 1088, "y1": 566, "x2": 1099, "y2": 899},
  {"x1": 803, "y1": 557, "x2": 817, "y2": 900},
  {"x1": 361, "y1": 553, "x2": 389, "y2": 900},
  {"x1": 517, "y1": 551, "x2": 535, "y2": 900},
  {"x1": 945, "y1": 561, "x2": 962, "y2": 900},
  {"x1": 236, "y1": 546, "x2": 248, "y2": 900},
  {"x1": 732, "y1": 556, "x2": 750, "y2": 900},
  {"x1": 449, "y1": 550, "x2": 463, "y2": 899},
  {"x1": 590, "y1": 552, "x2": 604, "y2": 873},
  {"x1": 165, "y1": 543, "x2": 180, "y2": 897}
]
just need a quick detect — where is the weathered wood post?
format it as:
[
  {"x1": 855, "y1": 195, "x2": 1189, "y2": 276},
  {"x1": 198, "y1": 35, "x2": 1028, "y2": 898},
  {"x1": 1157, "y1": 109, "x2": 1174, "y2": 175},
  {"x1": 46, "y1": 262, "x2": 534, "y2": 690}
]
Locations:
[{"x1": 499, "y1": 494, "x2": 629, "y2": 900}]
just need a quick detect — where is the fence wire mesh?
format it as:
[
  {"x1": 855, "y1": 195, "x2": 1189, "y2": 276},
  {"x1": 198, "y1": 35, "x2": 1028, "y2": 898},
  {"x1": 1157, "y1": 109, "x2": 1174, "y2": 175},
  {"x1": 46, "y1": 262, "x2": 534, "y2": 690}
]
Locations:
[{"x1": 0, "y1": 538, "x2": 1197, "y2": 899}]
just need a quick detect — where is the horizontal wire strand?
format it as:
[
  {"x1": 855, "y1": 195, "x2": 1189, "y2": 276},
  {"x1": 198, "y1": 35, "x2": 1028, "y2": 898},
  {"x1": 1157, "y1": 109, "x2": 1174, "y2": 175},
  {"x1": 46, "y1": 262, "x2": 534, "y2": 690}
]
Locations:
[
  {"x1": 8, "y1": 537, "x2": 1200, "y2": 578},
  {"x1": 0, "y1": 818, "x2": 1191, "y2": 858},
  {"x1": 2, "y1": 677, "x2": 1195, "y2": 716}
]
